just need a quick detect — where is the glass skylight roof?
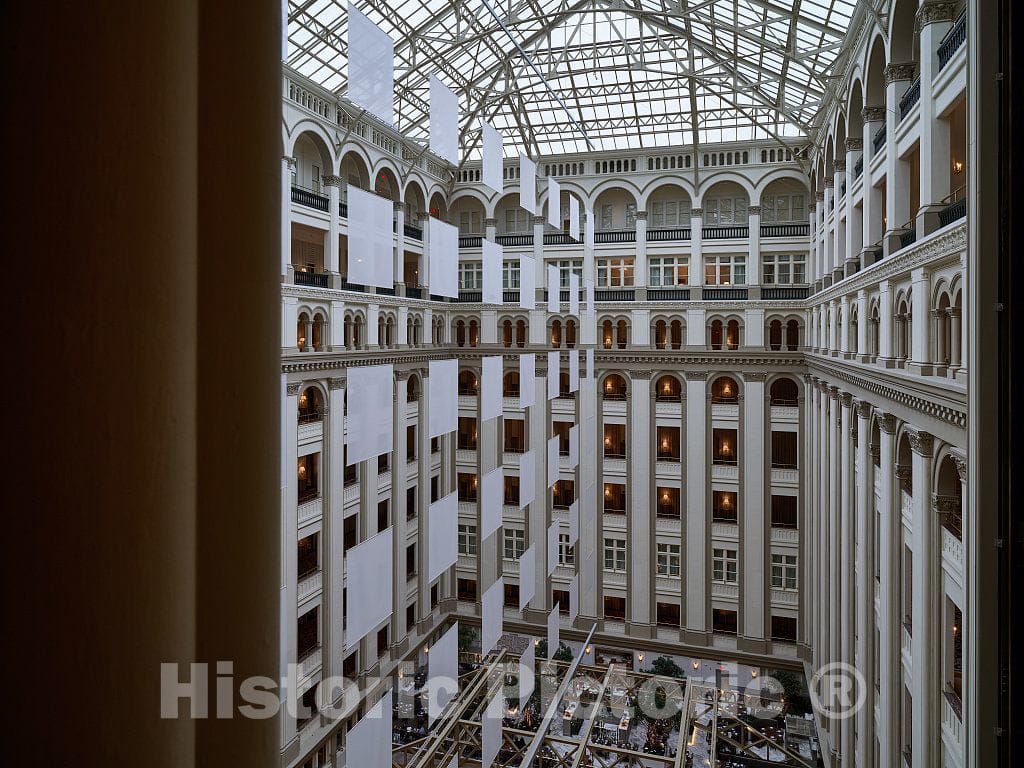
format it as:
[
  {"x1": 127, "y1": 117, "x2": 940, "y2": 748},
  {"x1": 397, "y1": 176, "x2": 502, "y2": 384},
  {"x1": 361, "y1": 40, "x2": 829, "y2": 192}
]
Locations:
[{"x1": 287, "y1": 0, "x2": 859, "y2": 158}]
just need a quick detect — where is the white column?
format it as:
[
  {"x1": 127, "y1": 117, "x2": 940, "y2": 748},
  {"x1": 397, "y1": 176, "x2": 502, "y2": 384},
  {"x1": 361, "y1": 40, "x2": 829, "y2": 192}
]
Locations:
[
  {"x1": 854, "y1": 400, "x2": 876, "y2": 768},
  {"x1": 281, "y1": 378, "x2": 299, "y2": 746},
  {"x1": 393, "y1": 201, "x2": 405, "y2": 288},
  {"x1": 838, "y1": 392, "x2": 854, "y2": 765},
  {"x1": 742, "y1": 373, "x2": 766, "y2": 643},
  {"x1": 876, "y1": 413, "x2": 900, "y2": 768},
  {"x1": 634, "y1": 211, "x2": 648, "y2": 288},
  {"x1": 822, "y1": 184, "x2": 833, "y2": 275},
  {"x1": 861, "y1": 107, "x2": 886, "y2": 263},
  {"x1": 690, "y1": 210, "x2": 704, "y2": 287},
  {"x1": 747, "y1": 206, "x2": 761, "y2": 286},
  {"x1": 879, "y1": 280, "x2": 895, "y2": 364},
  {"x1": 909, "y1": 429, "x2": 938, "y2": 768},
  {"x1": 817, "y1": 384, "x2": 832, "y2": 666},
  {"x1": 846, "y1": 140, "x2": 864, "y2": 273},
  {"x1": 884, "y1": 63, "x2": 917, "y2": 256},
  {"x1": 832, "y1": 166, "x2": 846, "y2": 277},
  {"x1": 484, "y1": 217, "x2": 497, "y2": 243},
  {"x1": 324, "y1": 176, "x2": 341, "y2": 277},
  {"x1": 909, "y1": 267, "x2": 932, "y2": 375},
  {"x1": 628, "y1": 371, "x2": 651, "y2": 629},
  {"x1": 684, "y1": 372, "x2": 708, "y2": 635},
  {"x1": 282, "y1": 156, "x2": 295, "y2": 278},
  {"x1": 327, "y1": 378, "x2": 346, "y2": 678},
  {"x1": 856, "y1": 290, "x2": 869, "y2": 359},
  {"x1": 417, "y1": 213, "x2": 430, "y2": 295},
  {"x1": 839, "y1": 295, "x2": 850, "y2": 355},
  {"x1": 917, "y1": 6, "x2": 956, "y2": 235}
]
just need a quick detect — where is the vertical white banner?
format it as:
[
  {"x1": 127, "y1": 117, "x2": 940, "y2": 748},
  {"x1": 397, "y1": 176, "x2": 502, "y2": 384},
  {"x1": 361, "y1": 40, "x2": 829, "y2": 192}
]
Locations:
[
  {"x1": 429, "y1": 217, "x2": 459, "y2": 298},
  {"x1": 428, "y1": 358, "x2": 458, "y2": 438},
  {"x1": 519, "y1": 353, "x2": 535, "y2": 408},
  {"x1": 519, "y1": 255, "x2": 536, "y2": 311},
  {"x1": 347, "y1": 364, "x2": 393, "y2": 463},
  {"x1": 519, "y1": 450, "x2": 535, "y2": 509},
  {"x1": 547, "y1": 177, "x2": 561, "y2": 229},
  {"x1": 519, "y1": 153, "x2": 536, "y2": 215},
  {"x1": 586, "y1": 279, "x2": 595, "y2": 315},
  {"x1": 585, "y1": 207, "x2": 595, "y2": 253},
  {"x1": 481, "y1": 355, "x2": 502, "y2": 421},
  {"x1": 428, "y1": 491, "x2": 458, "y2": 583},
  {"x1": 519, "y1": 640, "x2": 535, "y2": 711},
  {"x1": 347, "y1": 696, "x2": 393, "y2": 767},
  {"x1": 429, "y1": 75, "x2": 459, "y2": 165},
  {"x1": 481, "y1": 577, "x2": 504, "y2": 656},
  {"x1": 426, "y1": 622, "x2": 460, "y2": 724},
  {"x1": 568, "y1": 500, "x2": 579, "y2": 544},
  {"x1": 482, "y1": 239, "x2": 504, "y2": 304},
  {"x1": 347, "y1": 186, "x2": 394, "y2": 290},
  {"x1": 569, "y1": 196, "x2": 580, "y2": 241},
  {"x1": 347, "y1": 3, "x2": 394, "y2": 125},
  {"x1": 569, "y1": 575, "x2": 579, "y2": 622},
  {"x1": 345, "y1": 528, "x2": 394, "y2": 650},
  {"x1": 547, "y1": 521, "x2": 559, "y2": 575},
  {"x1": 482, "y1": 692, "x2": 503, "y2": 768},
  {"x1": 547, "y1": 605, "x2": 560, "y2": 659},
  {"x1": 569, "y1": 272, "x2": 580, "y2": 315},
  {"x1": 518, "y1": 544, "x2": 536, "y2": 610},
  {"x1": 547, "y1": 350, "x2": 559, "y2": 400},
  {"x1": 586, "y1": 348, "x2": 595, "y2": 380},
  {"x1": 547, "y1": 264, "x2": 560, "y2": 313},
  {"x1": 569, "y1": 350, "x2": 579, "y2": 393},
  {"x1": 480, "y1": 467, "x2": 503, "y2": 540},
  {"x1": 568, "y1": 424, "x2": 579, "y2": 468},
  {"x1": 547, "y1": 436, "x2": 559, "y2": 490},
  {"x1": 482, "y1": 122, "x2": 504, "y2": 194}
]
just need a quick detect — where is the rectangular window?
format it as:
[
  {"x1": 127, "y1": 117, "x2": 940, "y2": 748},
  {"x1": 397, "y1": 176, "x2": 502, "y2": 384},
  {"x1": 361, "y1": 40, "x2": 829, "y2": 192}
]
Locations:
[
  {"x1": 712, "y1": 548, "x2": 738, "y2": 583},
  {"x1": 600, "y1": 204, "x2": 613, "y2": 230},
  {"x1": 596, "y1": 257, "x2": 635, "y2": 287},
  {"x1": 770, "y1": 495, "x2": 799, "y2": 528},
  {"x1": 771, "y1": 615, "x2": 798, "y2": 641},
  {"x1": 458, "y1": 524, "x2": 478, "y2": 556},
  {"x1": 558, "y1": 533, "x2": 575, "y2": 566},
  {"x1": 603, "y1": 538, "x2": 627, "y2": 572},
  {"x1": 648, "y1": 256, "x2": 689, "y2": 286},
  {"x1": 549, "y1": 259, "x2": 582, "y2": 288},
  {"x1": 503, "y1": 528, "x2": 526, "y2": 560},
  {"x1": 625, "y1": 202, "x2": 637, "y2": 228},
  {"x1": 458, "y1": 262, "x2": 482, "y2": 289},
  {"x1": 762, "y1": 194, "x2": 806, "y2": 223},
  {"x1": 504, "y1": 209, "x2": 529, "y2": 233},
  {"x1": 704, "y1": 255, "x2": 746, "y2": 286},
  {"x1": 771, "y1": 431, "x2": 799, "y2": 468},
  {"x1": 459, "y1": 210, "x2": 481, "y2": 234},
  {"x1": 771, "y1": 554, "x2": 799, "y2": 590},
  {"x1": 762, "y1": 253, "x2": 807, "y2": 285},
  {"x1": 502, "y1": 259, "x2": 520, "y2": 289},
  {"x1": 703, "y1": 197, "x2": 748, "y2": 225},
  {"x1": 656, "y1": 543, "x2": 681, "y2": 578}
]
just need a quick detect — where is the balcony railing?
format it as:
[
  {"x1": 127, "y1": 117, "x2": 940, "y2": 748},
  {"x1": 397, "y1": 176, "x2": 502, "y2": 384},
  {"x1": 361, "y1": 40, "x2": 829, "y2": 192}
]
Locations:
[
  {"x1": 595, "y1": 229, "x2": 636, "y2": 243},
  {"x1": 294, "y1": 270, "x2": 330, "y2": 288},
  {"x1": 854, "y1": 156, "x2": 864, "y2": 178},
  {"x1": 338, "y1": 201, "x2": 348, "y2": 218},
  {"x1": 702, "y1": 225, "x2": 748, "y2": 239},
  {"x1": 459, "y1": 235, "x2": 482, "y2": 248},
  {"x1": 595, "y1": 288, "x2": 635, "y2": 302},
  {"x1": 648, "y1": 287, "x2": 690, "y2": 301},
  {"x1": 760, "y1": 223, "x2": 809, "y2": 237},
  {"x1": 544, "y1": 232, "x2": 574, "y2": 245},
  {"x1": 872, "y1": 123, "x2": 887, "y2": 154},
  {"x1": 291, "y1": 185, "x2": 329, "y2": 212},
  {"x1": 404, "y1": 223, "x2": 423, "y2": 241},
  {"x1": 938, "y1": 11, "x2": 967, "y2": 71},
  {"x1": 898, "y1": 76, "x2": 921, "y2": 120},
  {"x1": 703, "y1": 287, "x2": 748, "y2": 301},
  {"x1": 405, "y1": 286, "x2": 423, "y2": 299},
  {"x1": 939, "y1": 188, "x2": 967, "y2": 227},
  {"x1": 899, "y1": 225, "x2": 917, "y2": 249},
  {"x1": 458, "y1": 290, "x2": 482, "y2": 302},
  {"x1": 646, "y1": 227, "x2": 691, "y2": 242},
  {"x1": 496, "y1": 233, "x2": 533, "y2": 246},
  {"x1": 503, "y1": 290, "x2": 520, "y2": 303},
  {"x1": 376, "y1": 285, "x2": 395, "y2": 296},
  {"x1": 339, "y1": 278, "x2": 364, "y2": 292},
  {"x1": 762, "y1": 286, "x2": 809, "y2": 300}
]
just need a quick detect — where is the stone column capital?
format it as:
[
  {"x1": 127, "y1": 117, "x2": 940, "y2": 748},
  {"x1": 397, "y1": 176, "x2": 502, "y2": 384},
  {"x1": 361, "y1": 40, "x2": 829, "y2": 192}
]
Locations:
[
  {"x1": 634, "y1": 210, "x2": 648, "y2": 221},
  {"x1": 878, "y1": 412, "x2": 898, "y2": 434},
  {"x1": 685, "y1": 371, "x2": 708, "y2": 382},
  {"x1": 743, "y1": 371, "x2": 768, "y2": 382},
  {"x1": 286, "y1": 382, "x2": 302, "y2": 397},
  {"x1": 484, "y1": 217, "x2": 497, "y2": 227},
  {"x1": 690, "y1": 207, "x2": 703, "y2": 216},
  {"x1": 833, "y1": 160, "x2": 846, "y2": 172},
  {"x1": 950, "y1": 448, "x2": 967, "y2": 481},
  {"x1": 531, "y1": 215, "x2": 546, "y2": 226},
  {"x1": 747, "y1": 206, "x2": 761, "y2": 215},
  {"x1": 824, "y1": 178, "x2": 834, "y2": 188},
  {"x1": 322, "y1": 174, "x2": 343, "y2": 187},
  {"x1": 884, "y1": 62, "x2": 917, "y2": 85},
  {"x1": 328, "y1": 377, "x2": 345, "y2": 390},
  {"x1": 917, "y1": 1, "x2": 958, "y2": 26},
  {"x1": 854, "y1": 400, "x2": 872, "y2": 419},
  {"x1": 861, "y1": 106, "x2": 886, "y2": 122},
  {"x1": 846, "y1": 137, "x2": 863, "y2": 152},
  {"x1": 907, "y1": 428, "x2": 935, "y2": 457}
]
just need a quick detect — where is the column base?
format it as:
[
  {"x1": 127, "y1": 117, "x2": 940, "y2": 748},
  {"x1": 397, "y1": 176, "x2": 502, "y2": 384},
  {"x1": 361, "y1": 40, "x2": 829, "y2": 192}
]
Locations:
[
  {"x1": 329, "y1": 271, "x2": 342, "y2": 289},
  {"x1": 906, "y1": 361, "x2": 934, "y2": 376},
  {"x1": 916, "y1": 204, "x2": 946, "y2": 238},
  {"x1": 681, "y1": 628, "x2": 710, "y2": 646},
  {"x1": 746, "y1": 285, "x2": 762, "y2": 301},
  {"x1": 737, "y1": 635, "x2": 769, "y2": 655},
  {"x1": 859, "y1": 246, "x2": 883, "y2": 268},
  {"x1": 626, "y1": 621, "x2": 654, "y2": 640},
  {"x1": 844, "y1": 257, "x2": 860, "y2": 277},
  {"x1": 877, "y1": 356, "x2": 898, "y2": 369},
  {"x1": 688, "y1": 286, "x2": 703, "y2": 300},
  {"x1": 882, "y1": 229, "x2": 908, "y2": 257},
  {"x1": 813, "y1": 279, "x2": 823, "y2": 294},
  {"x1": 821, "y1": 274, "x2": 833, "y2": 289},
  {"x1": 832, "y1": 267, "x2": 844, "y2": 285}
]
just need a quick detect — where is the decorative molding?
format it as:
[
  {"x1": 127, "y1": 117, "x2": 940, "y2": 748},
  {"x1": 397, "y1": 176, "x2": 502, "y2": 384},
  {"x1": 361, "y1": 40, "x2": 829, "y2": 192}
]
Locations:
[
  {"x1": 894, "y1": 465, "x2": 912, "y2": 481},
  {"x1": 846, "y1": 138, "x2": 863, "y2": 152},
  {"x1": 531, "y1": 215, "x2": 546, "y2": 226},
  {"x1": 841, "y1": 392, "x2": 853, "y2": 407},
  {"x1": 690, "y1": 207, "x2": 703, "y2": 216},
  {"x1": 824, "y1": 178, "x2": 834, "y2": 188},
  {"x1": 907, "y1": 428, "x2": 935, "y2": 457},
  {"x1": 861, "y1": 106, "x2": 886, "y2": 122},
  {"x1": 630, "y1": 370, "x2": 652, "y2": 380},
  {"x1": 884, "y1": 63, "x2": 917, "y2": 85},
  {"x1": 635, "y1": 210, "x2": 648, "y2": 221},
  {"x1": 286, "y1": 383, "x2": 302, "y2": 396},
  {"x1": 328, "y1": 377, "x2": 345, "y2": 390},
  {"x1": 685, "y1": 371, "x2": 708, "y2": 382},
  {"x1": 322, "y1": 174, "x2": 342, "y2": 187},
  {"x1": 869, "y1": 444, "x2": 881, "y2": 461},
  {"x1": 833, "y1": 160, "x2": 846, "y2": 172},
  {"x1": 950, "y1": 448, "x2": 967, "y2": 482},
  {"x1": 917, "y1": 1, "x2": 957, "y2": 27},
  {"x1": 855, "y1": 400, "x2": 872, "y2": 419},
  {"x1": 483, "y1": 217, "x2": 497, "y2": 227},
  {"x1": 743, "y1": 371, "x2": 768, "y2": 382},
  {"x1": 932, "y1": 493, "x2": 960, "y2": 514},
  {"x1": 878, "y1": 412, "x2": 898, "y2": 435},
  {"x1": 815, "y1": 191, "x2": 825, "y2": 201},
  {"x1": 747, "y1": 206, "x2": 762, "y2": 215}
]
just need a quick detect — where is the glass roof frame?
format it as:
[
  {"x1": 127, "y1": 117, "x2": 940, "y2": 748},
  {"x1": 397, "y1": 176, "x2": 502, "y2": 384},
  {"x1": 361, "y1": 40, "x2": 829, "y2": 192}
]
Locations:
[{"x1": 287, "y1": 0, "x2": 860, "y2": 161}]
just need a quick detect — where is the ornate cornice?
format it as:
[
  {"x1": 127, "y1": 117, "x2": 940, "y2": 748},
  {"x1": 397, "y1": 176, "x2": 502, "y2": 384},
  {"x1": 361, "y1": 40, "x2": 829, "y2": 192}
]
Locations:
[
  {"x1": 907, "y1": 428, "x2": 935, "y2": 457},
  {"x1": 885, "y1": 63, "x2": 917, "y2": 85},
  {"x1": 743, "y1": 371, "x2": 768, "y2": 382},
  {"x1": 878, "y1": 412, "x2": 898, "y2": 435},
  {"x1": 932, "y1": 493, "x2": 960, "y2": 513},
  {"x1": 861, "y1": 106, "x2": 886, "y2": 122},
  {"x1": 685, "y1": 371, "x2": 708, "y2": 381},
  {"x1": 630, "y1": 370, "x2": 652, "y2": 380}
]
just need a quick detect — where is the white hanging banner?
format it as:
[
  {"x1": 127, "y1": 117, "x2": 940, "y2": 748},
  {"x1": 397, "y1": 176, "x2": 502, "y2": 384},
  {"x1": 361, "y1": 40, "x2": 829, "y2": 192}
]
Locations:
[
  {"x1": 519, "y1": 255, "x2": 536, "y2": 311},
  {"x1": 569, "y1": 272, "x2": 580, "y2": 316},
  {"x1": 519, "y1": 353, "x2": 535, "y2": 408},
  {"x1": 482, "y1": 240, "x2": 503, "y2": 304},
  {"x1": 586, "y1": 348, "x2": 595, "y2": 380},
  {"x1": 547, "y1": 521, "x2": 559, "y2": 575},
  {"x1": 518, "y1": 544, "x2": 536, "y2": 610},
  {"x1": 547, "y1": 177, "x2": 561, "y2": 229},
  {"x1": 347, "y1": 186, "x2": 394, "y2": 290},
  {"x1": 426, "y1": 622, "x2": 460, "y2": 724},
  {"x1": 480, "y1": 467, "x2": 504, "y2": 540},
  {"x1": 482, "y1": 123, "x2": 504, "y2": 194},
  {"x1": 347, "y1": 364, "x2": 393, "y2": 463},
  {"x1": 519, "y1": 450, "x2": 535, "y2": 509},
  {"x1": 569, "y1": 350, "x2": 579, "y2": 393},
  {"x1": 346, "y1": 695, "x2": 393, "y2": 768},
  {"x1": 547, "y1": 437, "x2": 559, "y2": 490},
  {"x1": 586, "y1": 279, "x2": 595, "y2": 316},
  {"x1": 518, "y1": 639, "x2": 535, "y2": 711},
  {"x1": 429, "y1": 217, "x2": 459, "y2": 298},
  {"x1": 569, "y1": 575, "x2": 579, "y2": 622},
  {"x1": 481, "y1": 355, "x2": 503, "y2": 421},
  {"x1": 584, "y1": 207, "x2": 595, "y2": 254},
  {"x1": 429, "y1": 75, "x2": 459, "y2": 165},
  {"x1": 428, "y1": 358, "x2": 458, "y2": 438},
  {"x1": 347, "y1": 3, "x2": 394, "y2": 125},
  {"x1": 427, "y1": 491, "x2": 458, "y2": 583},
  {"x1": 547, "y1": 350, "x2": 559, "y2": 400},
  {"x1": 568, "y1": 425, "x2": 579, "y2": 468},
  {"x1": 569, "y1": 196, "x2": 580, "y2": 241},
  {"x1": 345, "y1": 528, "x2": 394, "y2": 650},
  {"x1": 584, "y1": 414, "x2": 596, "y2": 457},
  {"x1": 482, "y1": 692, "x2": 503, "y2": 768},
  {"x1": 481, "y1": 577, "x2": 504, "y2": 655},
  {"x1": 547, "y1": 605, "x2": 560, "y2": 659},
  {"x1": 568, "y1": 500, "x2": 579, "y2": 544},
  {"x1": 519, "y1": 153, "x2": 536, "y2": 215},
  {"x1": 547, "y1": 265, "x2": 560, "y2": 313}
]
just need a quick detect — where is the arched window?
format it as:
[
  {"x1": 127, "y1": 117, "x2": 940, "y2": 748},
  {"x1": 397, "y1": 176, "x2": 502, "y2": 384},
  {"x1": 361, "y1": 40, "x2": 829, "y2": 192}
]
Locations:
[
  {"x1": 565, "y1": 319, "x2": 577, "y2": 348},
  {"x1": 515, "y1": 319, "x2": 527, "y2": 348},
  {"x1": 785, "y1": 319, "x2": 800, "y2": 351},
  {"x1": 711, "y1": 376, "x2": 739, "y2": 403},
  {"x1": 297, "y1": 312, "x2": 310, "y2": 352},
  {"x1": 502, "y1": 319, "x2": 514, "y2": 348},
  {"x1": 602, "y1": 319, "x2": 614, "y2": 350},
  {"x1": 455, "y1": 319, "x2": 467, "y2": 347},
  {"x1": 615, "y1": 319, "x2": 628, "y2": 349},
  {"x1": 298, "y1": 387, "x2": 322, "y2": 423},
  {"x1": 503, "y1": 371, "x2": 520, "y2": 397},
  {"x1": 655, "y1": 375, "x2": 681, "y2": 402},
  {"x1": 669, "y1": 319, "x2": 683, "y2": 349},
  {"x1": 769, "y1": 319, "x2": 783, "y2": 350},
  {"x1": 559, "y1": 372, "x2": 573, "y2": 398},
  {"x1": 312, "y1": 315, "x2": 325, "y2": 351},
  {"x1": 709, "y1": 319, "x2": 723, "y2": 350},
  {"x1": 407, "y1": 375, "x2": 420, "y2": 402},
  {"x1": 654, "y1": 319, "x2": 668, "y2": 350},
  {"x1": 458, "y1": 370, "x2": 479, "y2": 395},
  {"x1": 468, "y1": 319, "x2": 479, "y2": 348},
  {"x1": 726, "y1": 319, "x2": 740, "y2": 350},
  {"x1": 602, "y1": 374, "x2": 627, "y2": 400},
  {"x1": 551, "y1": 319, "x2": 563, "y2": 348},
  {"x1": 352, "y1": 315, "x2": 363, "y2": 349},
  {"x1": 769, "y1": 378, "x2": 799, "y2": 406}
]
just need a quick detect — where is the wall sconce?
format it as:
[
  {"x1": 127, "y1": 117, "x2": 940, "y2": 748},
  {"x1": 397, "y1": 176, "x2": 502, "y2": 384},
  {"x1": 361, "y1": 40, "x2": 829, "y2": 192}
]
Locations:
[
  {"x1": 297, "y1": 464, "x2": 307, "y2": 480},
  {"x1": 424, "y1": 646, "x2": 430, "y2": 654},
  {"x1": 751, "y1": 670, "x2": 758, "y2": 678},
  {"x1": 585, "y1": 645, "x2": 592, "y2": 655},
  {"x1": 299, "y1": 393, "x2": 308, "y2": 408},
  {"x1": 692, "y1": 661, "x2": 700, "y2": 670},
  {"x1": 953, "y1": 159, "x2": 964, "y2": 175},
  {"x1": 661, "y1": 438, "x2": 670, "y2": 451}
]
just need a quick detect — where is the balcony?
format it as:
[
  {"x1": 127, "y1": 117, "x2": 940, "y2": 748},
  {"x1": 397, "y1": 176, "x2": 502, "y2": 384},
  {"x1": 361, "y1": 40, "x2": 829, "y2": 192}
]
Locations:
[
  {"x1": 458, "y1": 290, "x2": 482, "y2": 302},
  {"x1": 595, "y1": 288, "x2": 635, "y2": 302},
  {"x1": 405, "y1": 285, "x2": 423, "y2": 299},
  {"x1": 942, "y1": 688, "x2": 963, "y2": 743},
  {"x1": 939, "y1": 194, "x2": 967, "y2": 228},
  {"x1": 459, "y1": 235, "x2": 482, "y2": 248},
  {"x1": 762, "y1": 286, "x2": 808, "y2": 300},
  {"x1": 339, "y1": 278, "x2": 365, "y2": 292},
  {"x1": 595, "y1": 229, "x2": 636, "y2": 243},
  {"x1": 404, "y1": 223, "x2": 423, "y2": 241},
  {"x1": 648, "y1": 287, "x2": 690, "y2": 301},
  {"x1": 702, "y1": 225, "x2": 748, "y2": 239},
  {"x1": 760, "y1": 223, "x2": 809, "y2": 238},
  {"x1": 297, "y1": 570, "x2": 323, "y2": 601},
  {"x1": 291, "y1": 185, "x2": 329, "y2": 212},
  {"x1": 495, "y1": 233, "x2": 533, "y2": 246},
  {"x1": 872, "y1": 123, "x2": 887, "y2": 154},
  {"x1": 294, "y1": 270, "x2": 330, "y2": 288},
  {"x1": 899, "y1": 227, "x2": 917, "y2": 249},
  {"x1": 502, "y1": 290, "x2": 520, "y2": 303},
  {"x1": 898, "y1": 76, "x2": 921, "y2": 120},
  {"x1": 646, "y1": 227, "x2": 691, "y2": 242},
  {"x1": 703, "y1": 287, "x2": 748, "y2": 301},
  {"x1": 854, "y1": 156, "x2": 864, "y2": 179},
  {"x1": 297, "y1": 497, "x2": 322, "y2": 526},
  {"x1": 544, "y1": 232, "x2": 574, "y2": 245},
  {"x1": 937, "y1": 11, "x2": 967, "y2": 71}
]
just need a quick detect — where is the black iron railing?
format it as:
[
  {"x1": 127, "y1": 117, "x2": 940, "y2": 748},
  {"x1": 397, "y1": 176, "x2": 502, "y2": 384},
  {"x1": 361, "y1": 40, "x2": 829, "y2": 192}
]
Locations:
[
  {"x1": 458, "y1": 235, "x2": 482, "y2": 248},
  {"x1": 404, "y1": 224, "x2": 423, "y2": 240},
  {"x1": 405, "y1": 286, "x2": 423, "y2": 299},
  {"x1": 544, "y1": 232, "x2": 573, "y2": 245},
  {"x1": 595, "y1": 288, "x2": 635, "y2": 302},
  {"x1": 703, "y1": 287, "x2": 748, "y2": 301},
  {"x1": 594, "y1": 229, "x2": 636, "y2": 243},
  {"x1": 458, "y1": 290, "x2": 482, "y2": 302},
  {"x1": 899, "y1": 76, "x2": 921, "y2": 120},
  {"x1": 338, "y1": 201, "x2": 348, "y2": 218},
  {"x1": 899, "y1": 226, "x2": 917, "y2": 249},
  {"x1": 762, "y1": 286, "x2": 809, "y2": 300},
  {"x1": 872, "y1": 123, "x2": 887, "y2": 154},
  {"x1": 294, "y1": 270, "x2": 329, "y2": 288},
  {"x1": 339, "y1": 279, "x2": 364, "y2": 292},
  {"x1": 646, "y1": 227, "x2": 691, "y2": 242},
  {"x1": 502, "y1": 290, "x2": 520, "y2": 303},
  {"x1": 291, "y1": 186, "x2": 329, "y2": 212},
  {"x1": 760, "y1": 223, "x2": 809, "y2": 237},
  {"x1": 938, "y1": 11, "x2": 967, "y2": 70},
  {"x1": 495, "y1": 233, "x2": 533, "y2": 246},
  {"x1": 702, "y1": 225, "x2": 748, "y2": 239},
  {"x1": 647, "y1": 288, "x2": 691, "y2": 301}
]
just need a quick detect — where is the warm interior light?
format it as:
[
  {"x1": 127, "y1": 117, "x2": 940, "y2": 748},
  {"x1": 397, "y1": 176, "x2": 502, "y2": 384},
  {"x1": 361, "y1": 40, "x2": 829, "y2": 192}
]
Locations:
[
  {"x1": 953, "y1": 159, "x2": 964, "y2": 174},
  {"x1": 751, "y1": 670, "x2": 758, "y2": 678},
  {"x1": 637, "y1": 653, "x2": 644, "y2": 662},
  {"x1": 692, "y1": 661, "x2": 700, "y2": 670},
  {"x1": 297, "y1": 464, "x2": 307, "y2": 480}
]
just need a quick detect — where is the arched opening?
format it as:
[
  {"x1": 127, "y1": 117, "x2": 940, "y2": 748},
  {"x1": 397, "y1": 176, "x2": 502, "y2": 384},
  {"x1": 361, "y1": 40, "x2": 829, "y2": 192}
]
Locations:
[
  {"x1": 593, "y1": 186, "x2": 639, "y2": 233},
  {"x1": 602, "y1": 374, "x2": 628, "y2": 400},
  {"x1": 515, "y1": 319, "x2": 527, "y2": 348},
  {"x1": 503, "y1": 371, "x2": 520, "y2": 398},
  {"x1": 291, "y1": 132, "x2": 332, "y2": 195},
  {"x1": 711, "y1": 376, "x2": 739, "y2": 404},
  {"x1": 298, "y1": 387, "x2": 323, "y2": 423},
  {"x1": 655, "y1": 375, "x2": 682, "y2": 402},
  {"x1": 654, "y1": 319, "x2": 668, "y2": 350},
  {"x1": 450, "y1": 195, "x2": 485, "y2": 235},
  {"x1": 709, "y1": 318, "x2": 723, "y2": 350},
  {"x1": 768, "y1": 319, "x2": 783, "y2": 350},
  {"x1": 565, "y1": 318, "x2": 577, "y2": 348},
  {"x1": 701, "y1": 180, "x2": 750, "y2": 230},
  {"x1": 551, "y1": 319, "x2": 563, "y2": 348},
  {"x1": 407, "y1": 375, "x2": 420, "y2": 402},
  {"x1": 669, "y1": 319, "x2": 683, "y2": 349},
  {"x1": 468, "y1": 319, "x2": 479, "y2": 347},
  {"x1": 297, "y1": 312, "x2": 311, "y2": 352},
  {"x1": 601, "y1": 319, "x2": 614, "y2": 350},
  {"x1": 374, "y1": 166, "x2": 399, "y2": 201},
  {"x1": 726, "y1": 319, "x2": 740, "y2": 350},
  {"x1": 785, "y1": 319, "x2": 800, "y2": 351},
  {"x1": 615, "y1": 319, "x2": 628, "y2": 349},
  {"x1": 458, "y1": 370, "x2": 479, "y2": 396},
  {"x1": 502, "y1": 319, "x2": 514, "y2": 348},
  {"x1": 646, "y1": 182, "x2": 692, "y2": 232},
  {"x1": 428, "y1": 191, "x2": 448, "y2": 220},
  {"x1": 558, "y1": 372, "x2": 573, "y2": 398},
  {"x1": 769, "y1": 378, "x2": 799, "y2": 406},
  {"x1": 455, "y1": 319, "x2": 467, "y2": 347}
]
